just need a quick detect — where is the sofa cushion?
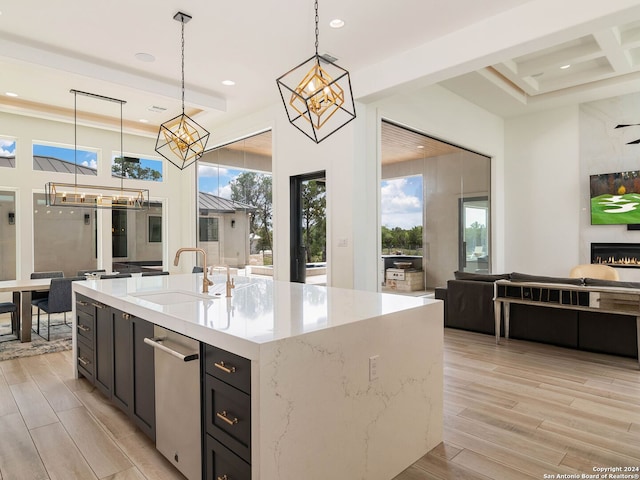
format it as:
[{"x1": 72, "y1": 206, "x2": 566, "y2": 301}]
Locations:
[
  {"x1": 453, "y1": 271, "x2": 511, "y2": 282},
  {"x1": 583, "y1": 278, "x2": 640, "y2": 289},
  {"x1": 510, "y1": 272, "x2": 583, "y2": 286},
  {"x1": 446, "y1": 279, "x2": 500, "y2": 334}
]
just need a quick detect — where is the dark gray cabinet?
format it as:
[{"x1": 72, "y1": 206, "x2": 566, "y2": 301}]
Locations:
[
  {"x1": 203, "y1": 344, "x2": 251, "y2": 479},
  {"x1": 131, "y1": 315, "x2": 155, "y2": 440},
  {"x1": 75, "y1": 300, "x2": 155, "y2": 442},
  {"x1": 75, "y1": 294, "x2": 95, "y2": 383},
  {"x1": 108, "y1": 309, "x2": 155, "y2": 441},
  {"x1": 94, "y1": 301, "x2": 112, "y2": 398},
  {"x1": 112, "y1": 310, "x2": 132, "y2": 413}
]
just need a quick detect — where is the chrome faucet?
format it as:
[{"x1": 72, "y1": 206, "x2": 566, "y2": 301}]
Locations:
[{"x1": 174, "y1": 247, "x2": 213, "y2": 293}]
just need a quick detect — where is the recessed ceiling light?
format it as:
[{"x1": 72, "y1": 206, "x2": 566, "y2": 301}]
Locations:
[
  {"x1": 329, "y1": 19, "x2": 345, "y2": 28},
  {"x1": 221, "y1": 80, "x2": 235, "y2": 86},
  {"x1": 135, "y1": 52, "x2": 156, "y2": 63},
  {"x1": 560, "y1": 64, "x2": 571, "y2": 69},
  {"x1": 139, "y1": 119, "x2": 149, "y2": 123},
  {"x1": 5, "y1": 92, "x2": 18, "y2": 97},
  {"x1": 417, "y1": 145, "x2": 424, "y2": 149}
]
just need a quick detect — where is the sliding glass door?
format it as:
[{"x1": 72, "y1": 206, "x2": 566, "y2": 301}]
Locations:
[
  {"x1": 459, "y1": 197, "x2": 490, "y2": 273},
  {"x1": 380, "y1": 120, "x2": 491, "y2": 292}
]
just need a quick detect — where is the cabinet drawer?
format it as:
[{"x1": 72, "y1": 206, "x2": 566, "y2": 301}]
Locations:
[
  {"x1": 77, "y1": 340, "x2": 94, "y2": 381},
  {"x1": 204, "y1": 344, "x2": 251, "y2": 394},
  {"x1": 205, "y1": 375, "x2": 251, "y2": 463},
  {"x1": 205, "y1": 434, "x2": 251, "y2": 480},
  {"x1": 77, "y1": 310, "x2": 94, "y2": 344},
  {"x1": 75, "y1": 295, "x2": 94, "y2": 315}
]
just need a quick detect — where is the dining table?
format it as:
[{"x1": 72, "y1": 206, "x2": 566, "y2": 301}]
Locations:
[{"x1": 0, "y1": 278, "x2": 52, "y2": 342}]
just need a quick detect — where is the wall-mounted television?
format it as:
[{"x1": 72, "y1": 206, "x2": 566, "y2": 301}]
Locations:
[{"x1": 590, "y1": 171, "x2": 640, "y2": 224}]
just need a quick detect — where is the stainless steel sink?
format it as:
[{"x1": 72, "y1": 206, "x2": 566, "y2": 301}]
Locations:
[{"x1": 131, "y1": 290, "x2": 219, "y2": 305}]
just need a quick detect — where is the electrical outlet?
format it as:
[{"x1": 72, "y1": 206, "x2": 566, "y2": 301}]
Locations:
[{"x1": 369, "y1": 355, "x2": 379, "y2": 381}]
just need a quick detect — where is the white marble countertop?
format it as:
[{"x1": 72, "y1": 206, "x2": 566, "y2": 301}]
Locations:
[{"x1": 73, "y1": 273, "x2": 437, "y2": 359}]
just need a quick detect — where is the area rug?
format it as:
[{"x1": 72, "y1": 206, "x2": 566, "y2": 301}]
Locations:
[{"x1": 0, "y1": 317, "x2": 73, "y2": 361}]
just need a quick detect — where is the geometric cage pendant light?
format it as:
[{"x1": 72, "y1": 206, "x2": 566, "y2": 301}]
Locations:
[
  {"x1": 45, "y1": 89, "x2": 149, "y2": 210},
  {"x1": 155, "y1": 11, "x2": 210, "y2": 170},
  {"x1": 276, "y1": 0, "x2": 356, "y2": 144}
]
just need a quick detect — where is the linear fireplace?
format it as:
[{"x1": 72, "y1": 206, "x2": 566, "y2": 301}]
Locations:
[{"x1": 591, "y1": 243, "x2": 640, "y2": 267}]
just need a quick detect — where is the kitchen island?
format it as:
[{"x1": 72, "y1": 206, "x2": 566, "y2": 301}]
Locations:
[{"x1": 72, "y1": 273, "x2": 443, "y2": 480}]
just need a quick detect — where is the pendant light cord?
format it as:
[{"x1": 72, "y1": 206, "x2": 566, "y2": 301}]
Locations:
[
  {"x1": 181, "y1": 18, "x2": 186, "y2": 115},
  {"x1": 314, "y1": 0, "x2": 319, "y2": 57},
  {"x1": 120, "y1": 101, "x2": 124, "y2": 190},
  {"x1": 74, "y1": 90, "x2": 78, "y2": 186}
]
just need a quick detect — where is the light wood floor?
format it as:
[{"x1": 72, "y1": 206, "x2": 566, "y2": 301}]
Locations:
[
  {"x1": 394, "y1": 329, "x2": 640, "y2": 480},
  {"x1": 0, "y1": 329, "x2": 638, "y2": 479}
]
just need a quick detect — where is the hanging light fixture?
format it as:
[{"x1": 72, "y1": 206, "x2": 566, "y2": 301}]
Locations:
[
  {"x1": 45, "y1": 89, "x2": 149, "y2": 210},
  {"x1": 276, "y1": 0, "x2": 356, "y2": 144},
  {"x1": 155, "y1": 12, "x2": 210, "y2": 170}
]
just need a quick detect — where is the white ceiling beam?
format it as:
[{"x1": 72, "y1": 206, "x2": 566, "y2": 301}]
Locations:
[
  {"x1": 593, "y1": 28, "x2": 633, "y2": 73},
  {"x1": 477, "y1": 68, "x2": 528, "y2": 104},
  {"x1": 516, "y1": 43, "x2": 602, "y2": 76},
  {"x1": 536, "y1": 64, "x2": 615, "y2": 92},
  {"x1": 492, "y1": 63, "x2": 541, "y2": 95},
  {"x1": 620, "y1": 26, "x2": 640, "y2": 50}
]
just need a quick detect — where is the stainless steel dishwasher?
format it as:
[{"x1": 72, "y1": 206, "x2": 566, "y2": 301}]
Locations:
[{"x1": 144, "y1": 326, "x2": 201, "y2": 480}]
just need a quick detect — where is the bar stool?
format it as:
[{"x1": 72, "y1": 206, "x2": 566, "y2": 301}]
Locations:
[{"x1": 0, "y1": 302, "x2": 17, "y2": 337}]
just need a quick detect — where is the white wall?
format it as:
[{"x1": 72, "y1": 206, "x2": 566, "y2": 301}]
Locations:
[
  {"x1": 579, "y1": 92, "x2": 640, "y2": 280},
  {"x1": 504, "y1": 105, "x2": 581, "y2": 276}
]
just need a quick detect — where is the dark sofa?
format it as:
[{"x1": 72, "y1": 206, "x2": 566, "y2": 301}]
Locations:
[{"x1": 436, "y1": 271, "x2": 639, "y2": 358}]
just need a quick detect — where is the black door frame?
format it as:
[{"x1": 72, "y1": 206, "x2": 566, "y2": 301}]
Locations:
[{"x1": 290, "y1": 171, "x2": 326, "y2": 283}]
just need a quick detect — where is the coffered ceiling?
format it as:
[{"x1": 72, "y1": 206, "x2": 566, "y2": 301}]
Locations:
[{"x1": 441, "y1": 17, "x2": 640, "y2": 118}]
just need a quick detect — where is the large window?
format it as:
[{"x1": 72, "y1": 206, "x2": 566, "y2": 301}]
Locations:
[
  {"x1": 0, "y1": 137, "x2": 16, "y2": 169},
  {"x1": 381, "y1": 175, "x2": 423, "y2": 255},
  {"x1": 112, "y1": 153, "x2": 163, "y2": 182},
  {"x1": 33, "y1": 143, "x2": 98, "y2": 175},
  {"x1": 197, "y1": 131, "x2": 273, "y2": 274}
]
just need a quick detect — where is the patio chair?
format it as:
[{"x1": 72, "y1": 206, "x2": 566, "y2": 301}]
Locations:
[{"x1": 34, "y1": 276, "x2": 85, "y2": 341}]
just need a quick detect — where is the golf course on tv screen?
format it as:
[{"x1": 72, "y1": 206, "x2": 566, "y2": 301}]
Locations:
[{"x1": 590, "y1": 171, "x2": 640, "y2": 225}]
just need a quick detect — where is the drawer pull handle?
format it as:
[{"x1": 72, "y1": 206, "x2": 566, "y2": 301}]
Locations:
[
  {"x1": 77, "y1": 301, "x2": 89, "y2": 306},
  {"x1": 216, "y1": 411, "x2": 238, "y2": 426},
  {"x1": 78, "y1": 356, "x2": 90, "y2": 366},
  {"x1": 77, "y1": 324, "x2": 90, "y2": 333},
  {"x1": 214, "y1": 361, "x2": 236, "y2": 374},
  {"x1": 217, "y1": 476, "x2": 229, "y2": 480},
  {"x1": 91, "y1": 302, "x2": 105, "y2": 309}
]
